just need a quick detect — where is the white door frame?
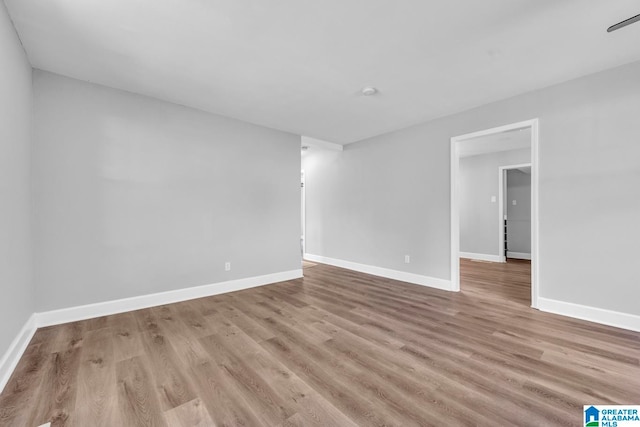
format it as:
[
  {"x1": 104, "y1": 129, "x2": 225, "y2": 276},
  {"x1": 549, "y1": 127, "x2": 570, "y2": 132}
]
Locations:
[
  {"x1": 498, "y1": 163, "x2": 532, "y2": 263},
  {"x1": 301, "y1": 170, "x2": 306, "y2": 256},
  {"x1": 450, "y1": 119, "x2": 540, "y2": 308}
]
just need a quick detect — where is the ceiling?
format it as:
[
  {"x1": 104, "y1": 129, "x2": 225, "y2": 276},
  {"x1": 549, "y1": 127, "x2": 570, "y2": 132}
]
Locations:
[
  {"x1": 5, "y1": 0, "x2": 640, "y2": 144},
  {"x1": 458, "y1": 128, "x2": 530, "y2": 158}
]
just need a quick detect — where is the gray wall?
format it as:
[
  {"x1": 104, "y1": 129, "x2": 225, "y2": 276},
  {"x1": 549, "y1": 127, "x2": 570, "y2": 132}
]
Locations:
[
  {"x1": 0, "y1": 3, "x2": 33, "y2": 354},
  {"x1": 32, "y1": 71, "x2": 301, "y2": 312},
  {"x1": 303, "y1": 141, "x2": 451, "y2": 279},
  {"x1": 506, "y1": 170, "x2": 531, "y2": 255},
  {"x1": 459, "y1": 148, "x2": 530, "y2": 256},
  {"x1": 303, "y1": 59, "x2": 640, "y2": 316}
]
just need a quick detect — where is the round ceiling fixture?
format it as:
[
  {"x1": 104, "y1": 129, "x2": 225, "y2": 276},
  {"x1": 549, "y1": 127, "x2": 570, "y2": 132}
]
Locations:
[{"x1": 361, "y1": 86, "x2": 378, "y2": 96}]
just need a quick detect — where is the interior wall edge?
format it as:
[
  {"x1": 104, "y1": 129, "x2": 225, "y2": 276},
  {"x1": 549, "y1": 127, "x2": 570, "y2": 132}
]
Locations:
[{"x1": 0, "y1": 0, "x2": 36, "y2": 375}]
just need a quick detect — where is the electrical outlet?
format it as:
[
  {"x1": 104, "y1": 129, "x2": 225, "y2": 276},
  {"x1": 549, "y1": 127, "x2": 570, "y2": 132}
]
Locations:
[
  {"x1": 225, "y1": 262, "x2": 231, "y2": 271},
  {"x1": 404, "y1": 255, "x2": 410, "y2": 264}
]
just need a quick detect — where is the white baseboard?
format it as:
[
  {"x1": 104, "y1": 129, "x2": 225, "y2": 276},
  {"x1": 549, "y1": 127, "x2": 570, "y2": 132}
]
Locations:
[
  {"x1": 304, "y1": 253, "x2": 452, "y2": 291},
  {"x1": 459, "y1": 252, "x2": 503, "y2": 263},
  {"x1": 35, "y1": 269, "x2": 303, "y2": 328},
  {"x1": 0, "y1": 313, "x2": 37, "y2": 394},
  {"x1": 507, "y1": 252, "x2": 531, "y2": 260},
  {"x1": 1, "y1": 270, "x2": 302, "y2": 394},
  {"x1": 538, "y1": 297, "x2": 640, "y2": 332}
]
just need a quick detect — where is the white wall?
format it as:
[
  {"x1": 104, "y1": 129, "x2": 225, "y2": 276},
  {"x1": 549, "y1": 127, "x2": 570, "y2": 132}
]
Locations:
[
  {"x1": 303, "y1": 59, "x2": 640, "y2": 316},
  {"x1": 32, "y1": 71, "x2": 301, "y2": 312},
  {"x1": 506, "y1": 169, "x2": 531, "y2": 256},
  {"x1": 0, "y1": 3, "x2": 33, "y2": 356},
  {"x1": 459, "y1": 148, "x2": 530, "y2": 257}
]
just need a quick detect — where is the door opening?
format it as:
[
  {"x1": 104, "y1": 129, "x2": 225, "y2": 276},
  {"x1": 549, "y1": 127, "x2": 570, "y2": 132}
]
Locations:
[
  {"x1": 450, "y1": 119, "x2": 539, "y2": 308},
  {"x1": 499, "y1": 164, "x2": 532, "y2": 263}
]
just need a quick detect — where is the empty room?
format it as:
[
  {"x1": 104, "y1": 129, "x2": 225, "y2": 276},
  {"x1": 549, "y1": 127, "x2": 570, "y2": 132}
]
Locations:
[{"x1": 2, "y1": 1, "x2": 640, "y2": 426}]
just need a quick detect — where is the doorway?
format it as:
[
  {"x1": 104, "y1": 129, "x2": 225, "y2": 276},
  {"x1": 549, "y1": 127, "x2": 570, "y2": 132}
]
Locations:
[
  {"x1": 450, "y1": 119, "x2": 539, "y2": 308},
  {"x1": 499, "y1": 163, "x2": 532, "y2": 262}
]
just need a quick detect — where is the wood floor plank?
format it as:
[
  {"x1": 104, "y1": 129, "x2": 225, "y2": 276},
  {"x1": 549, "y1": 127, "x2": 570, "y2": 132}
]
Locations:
[
  {"x1": 2, "y1": 259, "x2": 640, "y2": 426},
  {"x1": 159, "y1": 305, "x2": 268, "y2": 426},
  {"x1": 212, "y1": 304, "x2": 276, "y2": 342},
  {"x1": 108, "y1": 313, "x2": 145, "y2": 363},
  {"x1": 49, "y1": 321, "x2": 85, "y2": 354},
  {"x1": 0, "y1": 329, "x2": 58, "y2": 426},
  {"x1": 169, "y1": 302, "x2": 214, "y2": 339},
  {"x1": 116, "y1": 356, "x2": 167, "y2": 427},
  {"x1": 260, "y1": 335, "x2": 403, "y2": 426},
  {"x1": 133, "y1": 308, "x2": 198, "y2": 411},
  {"x1": 315, "y1": 319, "x2": 543, "y2": 425},
  {"x1": 199, "y1": 331, "x2": 297, "y2": 425},
  {"x1": 162, "y1": 398, "x2": 214, "y2": 427},
  {"x1": 153, "y1": 305, "x2": 212, "y2": 368},
  {"x1": 26, "y1": 342, "x2": 82, "y2": 427},
  {"x1": 187, "y1": 359, "x2": 268, "y2": 426},
  {"x1": 74, "y1": 327, "x2": 120, "y2": 426},
  {"x1": 209, "y1": 311, "x2": 358, "y2": 427}
]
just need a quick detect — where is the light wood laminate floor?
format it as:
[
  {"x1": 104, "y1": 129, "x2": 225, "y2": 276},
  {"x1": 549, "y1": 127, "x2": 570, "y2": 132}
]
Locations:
[{"x1": 1, "y1": 259, "x2": 639, "y2": 426}]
